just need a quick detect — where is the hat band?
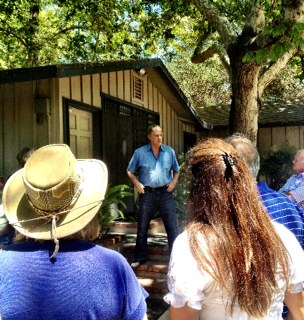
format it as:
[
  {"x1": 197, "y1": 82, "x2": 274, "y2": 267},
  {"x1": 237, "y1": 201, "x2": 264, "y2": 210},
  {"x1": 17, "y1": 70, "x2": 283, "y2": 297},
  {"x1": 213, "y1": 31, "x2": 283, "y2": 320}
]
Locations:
[{"x1": 26, "y1": 179, "x2": 83, "y2": 217}]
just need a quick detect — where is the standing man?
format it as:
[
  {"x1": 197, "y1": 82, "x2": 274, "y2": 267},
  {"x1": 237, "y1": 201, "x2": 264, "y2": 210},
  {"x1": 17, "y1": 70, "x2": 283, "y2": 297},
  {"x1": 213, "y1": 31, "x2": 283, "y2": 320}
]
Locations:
[{"x1": 127, "y1": 125, "x2": 179, "y2": 268}]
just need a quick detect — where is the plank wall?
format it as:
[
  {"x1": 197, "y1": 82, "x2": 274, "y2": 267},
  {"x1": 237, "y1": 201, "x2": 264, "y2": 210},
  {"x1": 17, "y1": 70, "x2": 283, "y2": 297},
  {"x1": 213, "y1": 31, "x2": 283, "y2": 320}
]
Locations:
[
  {"x1": 0, "y1": 69, "x2": 199, "y2": 179},
  {"x1": 0, "y1": 80, "x2": 51, "y2": 179},
  {"x1": 258, "y1": 126, "x2": 304, "y2": 152}
]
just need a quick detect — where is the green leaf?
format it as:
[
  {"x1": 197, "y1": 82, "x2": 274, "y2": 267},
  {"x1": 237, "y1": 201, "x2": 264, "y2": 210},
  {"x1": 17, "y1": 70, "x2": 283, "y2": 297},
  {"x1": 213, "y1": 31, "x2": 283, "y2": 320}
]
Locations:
[
  {"x1": 242, "y1": 52, "x2": 255, "y2": 63},
  {"x1": 98, "y1": 184, "x2": 133, "y2": 234},
  {"x1": 255, "y1": 49, "x2": 268, "y2": 64}
]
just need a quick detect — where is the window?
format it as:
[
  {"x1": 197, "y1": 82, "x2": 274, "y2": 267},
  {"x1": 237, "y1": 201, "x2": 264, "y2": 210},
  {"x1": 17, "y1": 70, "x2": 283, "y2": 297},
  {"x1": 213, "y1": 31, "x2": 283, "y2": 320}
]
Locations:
[{"x1": 132, "y1": 74, "x2": 144, "y2": 102}]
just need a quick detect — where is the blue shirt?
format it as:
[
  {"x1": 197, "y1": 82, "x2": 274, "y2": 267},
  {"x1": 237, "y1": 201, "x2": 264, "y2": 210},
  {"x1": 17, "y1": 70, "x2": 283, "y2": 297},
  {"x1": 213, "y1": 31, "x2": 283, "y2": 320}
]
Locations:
[
  {"x1": 279, "y1": 173, "x2": 304, "y2": 209},
  {"x1": 258, "y1": 182, "x2": 304, "y2": 249},
  {"x1": 127, "y1": 144, "x2": 179, "y2": 188},
  {"x1": 279, "y1": 172, "x2": 304, "y2": 194},
  {"x1": 0, "y1": 240, "x2": 148, "y2": 320}
]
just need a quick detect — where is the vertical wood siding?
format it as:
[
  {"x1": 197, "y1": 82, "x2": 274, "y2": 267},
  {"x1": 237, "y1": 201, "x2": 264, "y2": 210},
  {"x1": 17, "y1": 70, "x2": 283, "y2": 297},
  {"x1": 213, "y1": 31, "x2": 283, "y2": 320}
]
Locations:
[
  {"x1": 0, "y1": 68, "x2": 199, "y2": 178},
  {"x1": 117, "y1": 71, "x2": 124, "y2": 101},
  {"x1": 101, "y1": 73, "x2": 109, "y2": 95},
  {"x1": 92, "y1": 74, "x2": 101, "y2": 107},
  {"x1": 1, "y1": 83, "x2": 17, "y2": 179},
  {"x1": 258, "y1": 126, "x2": 304, "y2": 152},
  {"x1": 71, "y1": 77, "x2": 81, "y2": 101},
  {"x1": 124, "y1": 71, "x2": 131, "y2": 103},
  {"x1": 82, "y1": 75, "x2": 91, "y2": 105},
  {"x1": 0, "y1": 80, "x2": 50, "y2": 179}
]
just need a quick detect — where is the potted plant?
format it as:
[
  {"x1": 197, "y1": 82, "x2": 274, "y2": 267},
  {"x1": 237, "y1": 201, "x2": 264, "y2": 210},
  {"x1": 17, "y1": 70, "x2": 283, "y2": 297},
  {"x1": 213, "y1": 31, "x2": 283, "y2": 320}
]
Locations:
[
  {"x1": 174, "y1": 153, "x2": 190, "y2": 231},
  {"x1": 98, "y1": 184, "x2": 133, "y2": 235}
]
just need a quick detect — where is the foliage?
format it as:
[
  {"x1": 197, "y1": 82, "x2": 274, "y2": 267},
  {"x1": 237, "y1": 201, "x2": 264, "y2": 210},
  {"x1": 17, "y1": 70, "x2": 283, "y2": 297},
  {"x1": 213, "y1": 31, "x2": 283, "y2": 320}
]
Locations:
[
  {"x1": 264, "y1": 65, "x2": 304, "y2": 102},
  {"x1": 259, "y1": 142, "x2": 297, "y2": 191},
  {"x1": 167, "y1": 48, "x2": 231, "y2": 110},
  {"x1": 174, "y1": 152, "x2": 190, "y2": 221},
  {"x1": 0, "y1": 0, "x2": 156, "y2": 68},
  {"x1": 118, "y1": 201, "x2": 140, "y2": 222},
  {"x1": 127, "y1": 0, "x2": 304, "y2": 141},
  {"x1": 98, "y1": 184, "x2": 133, "y2": 235},
  {"x1": 2, "y1": 1, "x2": 304, "y2": 71},
  {"x1": 2, "y1": 1, "x2": 304, "y2": 141}
]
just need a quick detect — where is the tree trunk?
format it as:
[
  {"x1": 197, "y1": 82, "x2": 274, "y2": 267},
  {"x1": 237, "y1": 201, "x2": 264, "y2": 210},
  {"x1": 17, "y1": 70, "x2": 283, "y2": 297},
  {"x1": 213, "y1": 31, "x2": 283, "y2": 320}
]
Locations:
[{"x1": 229, "y1": 59, "x2": 261, "y2": 145}]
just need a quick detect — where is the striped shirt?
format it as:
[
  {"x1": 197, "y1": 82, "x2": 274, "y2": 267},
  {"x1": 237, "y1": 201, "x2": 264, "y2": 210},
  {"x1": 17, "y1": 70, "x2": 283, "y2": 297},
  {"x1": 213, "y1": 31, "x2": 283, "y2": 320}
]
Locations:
[{"x1": 258, "y1": 182, "x2": 304, "y2": 250}]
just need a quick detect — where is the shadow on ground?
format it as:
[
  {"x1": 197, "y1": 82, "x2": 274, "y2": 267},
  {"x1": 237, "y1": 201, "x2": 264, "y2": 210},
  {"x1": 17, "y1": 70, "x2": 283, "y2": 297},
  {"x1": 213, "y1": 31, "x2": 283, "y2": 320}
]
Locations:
[{"x1": 147, "y1": 297, "x2": 169, "y2": 320}]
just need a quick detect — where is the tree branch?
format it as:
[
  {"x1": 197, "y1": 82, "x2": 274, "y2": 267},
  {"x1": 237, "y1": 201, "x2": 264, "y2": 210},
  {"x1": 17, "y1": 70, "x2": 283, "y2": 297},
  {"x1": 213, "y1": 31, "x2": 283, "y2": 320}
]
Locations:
[
  {"x1": 0, "y1": 26, "x2": 28, "y2": 47},
  {"x1": 191, "y1": 43, "x2": 231, "y2": 80},
  {"x1": 258, "y1": 47, "x2": 297, "y2": 98},
  {"x1": 243, "y1": 3, "x2": 265, "y2": 36},
  {"x1": 284, "y1": 1, "x2": 304, "y2": 23},
  {"x1": 258, "y1": 1, "x2": 304, "y2": 97},
  {"x1": 191, "y1": 44, "x2": 217, "y2": 63},
  {"x1": 255, "y1": 1, "x2": 304, "y2": 49},
  {"x1": 190, "y1": 0, "x2": 237, "y2": 48}
]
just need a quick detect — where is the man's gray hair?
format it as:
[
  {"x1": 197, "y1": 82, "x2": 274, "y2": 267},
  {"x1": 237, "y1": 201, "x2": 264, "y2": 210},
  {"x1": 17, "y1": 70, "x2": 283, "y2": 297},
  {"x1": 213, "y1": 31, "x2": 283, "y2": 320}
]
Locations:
[
  {"x1": 147, "y1": 124, "x2": 162, "y2": 135},
  {"x1": 225, "y1": 133, "x2": 260, "y2": 178},
  {"x1": 295, "y1": 149, "x2": 304, "y2": 160}
]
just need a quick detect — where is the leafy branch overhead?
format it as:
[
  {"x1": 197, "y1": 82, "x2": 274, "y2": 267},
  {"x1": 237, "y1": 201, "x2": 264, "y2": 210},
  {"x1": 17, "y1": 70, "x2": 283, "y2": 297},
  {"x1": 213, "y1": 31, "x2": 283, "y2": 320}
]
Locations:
[
  {"x1": 132, "y1": 0, "x2": 304, "y2": 141},
  {"x1": 1, "y1": 0, "x2": 304, "y2": 142},
  {"x1": 185, "y1": 1, "x2": 304, "y2": 100}
]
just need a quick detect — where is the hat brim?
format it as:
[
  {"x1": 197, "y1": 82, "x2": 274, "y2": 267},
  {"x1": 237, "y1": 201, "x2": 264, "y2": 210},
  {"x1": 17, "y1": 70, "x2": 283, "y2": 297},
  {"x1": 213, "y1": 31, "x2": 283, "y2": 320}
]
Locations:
[{"x1": 3, "y1": 159, "x2": 108, "y2": 240}]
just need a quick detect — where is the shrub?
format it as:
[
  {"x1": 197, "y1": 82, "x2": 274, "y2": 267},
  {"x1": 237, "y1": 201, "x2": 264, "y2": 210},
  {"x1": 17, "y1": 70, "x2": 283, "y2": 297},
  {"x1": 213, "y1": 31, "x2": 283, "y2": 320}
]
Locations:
[
  {"x1": 174, "y1": 153, "x2": 190, "y2": 221},
  {"x1": 259, "y1": 142, "x2": 296, "y2": 191}
]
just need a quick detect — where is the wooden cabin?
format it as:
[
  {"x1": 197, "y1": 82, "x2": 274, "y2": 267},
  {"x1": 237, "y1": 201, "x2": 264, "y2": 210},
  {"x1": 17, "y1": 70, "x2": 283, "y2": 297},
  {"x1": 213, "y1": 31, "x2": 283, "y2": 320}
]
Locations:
[
  {"x1": 199, "y1": 100, "x2": 304, "y2": 153},
  {"x1": 0, "y1": 59, "x2": 211, "y2": 191}
]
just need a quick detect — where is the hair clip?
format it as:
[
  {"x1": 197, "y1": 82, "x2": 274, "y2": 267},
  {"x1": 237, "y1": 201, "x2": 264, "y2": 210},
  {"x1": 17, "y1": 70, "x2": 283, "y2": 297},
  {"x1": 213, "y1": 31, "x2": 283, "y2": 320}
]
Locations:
[{"x1": 223, "y1": 153, "x2": 237, "y2": 180}]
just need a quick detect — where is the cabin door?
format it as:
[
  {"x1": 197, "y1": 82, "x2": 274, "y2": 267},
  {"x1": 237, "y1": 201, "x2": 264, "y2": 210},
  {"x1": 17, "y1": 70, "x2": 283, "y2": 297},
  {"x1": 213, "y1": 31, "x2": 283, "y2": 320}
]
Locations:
[{"x1": 69, "y1": 107, "x2": 93, "y2": 159}]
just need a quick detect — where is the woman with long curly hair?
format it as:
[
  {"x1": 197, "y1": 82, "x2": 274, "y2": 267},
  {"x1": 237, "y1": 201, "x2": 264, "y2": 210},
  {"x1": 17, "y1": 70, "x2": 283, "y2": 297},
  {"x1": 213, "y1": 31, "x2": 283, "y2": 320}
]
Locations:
[{"x1": 164, "y1": 138, "x2": 304, "y2": 320}]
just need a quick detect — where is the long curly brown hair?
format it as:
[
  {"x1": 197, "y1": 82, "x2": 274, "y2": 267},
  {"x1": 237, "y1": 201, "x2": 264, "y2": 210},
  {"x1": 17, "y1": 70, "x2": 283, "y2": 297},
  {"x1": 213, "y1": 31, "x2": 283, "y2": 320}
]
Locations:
[{"x1": 185, "y1": 138, "x2": 290, "y2": 317}]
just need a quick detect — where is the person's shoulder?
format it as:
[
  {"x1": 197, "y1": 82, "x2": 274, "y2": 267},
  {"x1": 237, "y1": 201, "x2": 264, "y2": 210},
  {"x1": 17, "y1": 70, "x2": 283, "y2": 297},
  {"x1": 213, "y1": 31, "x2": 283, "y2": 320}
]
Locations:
[
  {"x1": 173, "y1": 229, "x2": 203, "y2": 253},
  {"x1": 91, "y1": 242, "x2": 123, "y2": 255},
  {"x1": 176, "y1": 229, "x2": 188, "y2": 240},
  {"x1": 161, "y1": 145, "x2": 175, "y2": 153},
  {"x1": 135, "y1": 144, "x2": 150, "y2": 153},
  {"x1": 286, "y1": 174, "x2": 298, "y2": 182},
  {"x1": 92, "y1": 244, "x2": 130, "y2": 264},
  {"x1": 257, "y1": 182, "x2": 272, "y2": 193},
  {"x1": 172, "y1": 230, "x2": 188, "y2": 247},
  {"x1": 171, "y1": 230, "x2": 191, "y2": 259},
  {"x1": 0, "y1": 241, "x2": 46, "y2": 262},
  {"x1": 272, "y1": 221, "x2": 304, "y2": 257},
  {"x1": 272, "y1": 221, "x2": 298, "y2": 241},
  {"x1": 161, "y1": 144, "x2": 171, "y2": 150},
  {"x1": 259, "y1": 183, "x2": 296, "y2": 202},
  {"x1": 72, "y1": 242, "x2": 134, "y2": 272}
]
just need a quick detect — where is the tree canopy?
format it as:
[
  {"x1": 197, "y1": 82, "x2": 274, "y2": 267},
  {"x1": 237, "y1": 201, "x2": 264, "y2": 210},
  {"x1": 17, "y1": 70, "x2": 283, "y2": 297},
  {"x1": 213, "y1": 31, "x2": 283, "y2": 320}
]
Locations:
[
  {"x1": 0, "y1": 0, "x2": 152, "y2": 68},
  {"x1": 1, "y1": 0, "x2": 304, "y2": 142}
]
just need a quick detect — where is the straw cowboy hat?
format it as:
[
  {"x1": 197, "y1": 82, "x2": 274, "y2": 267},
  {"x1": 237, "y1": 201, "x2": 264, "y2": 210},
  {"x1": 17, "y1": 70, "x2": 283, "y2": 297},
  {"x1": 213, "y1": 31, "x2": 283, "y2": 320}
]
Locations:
[{"x1": 3, "y1": 144, "x2": 108, "y2": 242}]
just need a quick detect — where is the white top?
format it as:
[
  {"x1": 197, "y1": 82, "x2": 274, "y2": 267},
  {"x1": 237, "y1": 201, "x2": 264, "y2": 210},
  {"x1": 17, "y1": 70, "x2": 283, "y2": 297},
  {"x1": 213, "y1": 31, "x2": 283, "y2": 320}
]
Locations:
[{"x1": 164, "y1": 222, "x2": 304, "y2": 320}]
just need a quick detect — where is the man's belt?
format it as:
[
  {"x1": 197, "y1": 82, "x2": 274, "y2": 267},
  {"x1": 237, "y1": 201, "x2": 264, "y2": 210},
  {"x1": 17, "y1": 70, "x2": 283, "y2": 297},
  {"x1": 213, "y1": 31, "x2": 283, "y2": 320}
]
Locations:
[{"x1": 144, "y1": 185, "x2": 168, "y2": 192}]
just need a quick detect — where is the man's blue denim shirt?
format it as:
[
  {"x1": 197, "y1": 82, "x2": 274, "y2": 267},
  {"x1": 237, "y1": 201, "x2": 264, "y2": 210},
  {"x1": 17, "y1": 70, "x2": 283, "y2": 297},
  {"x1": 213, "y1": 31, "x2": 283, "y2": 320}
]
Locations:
[{"x1": 127, "y1": 144, "x2": 179, "y2": 188}]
